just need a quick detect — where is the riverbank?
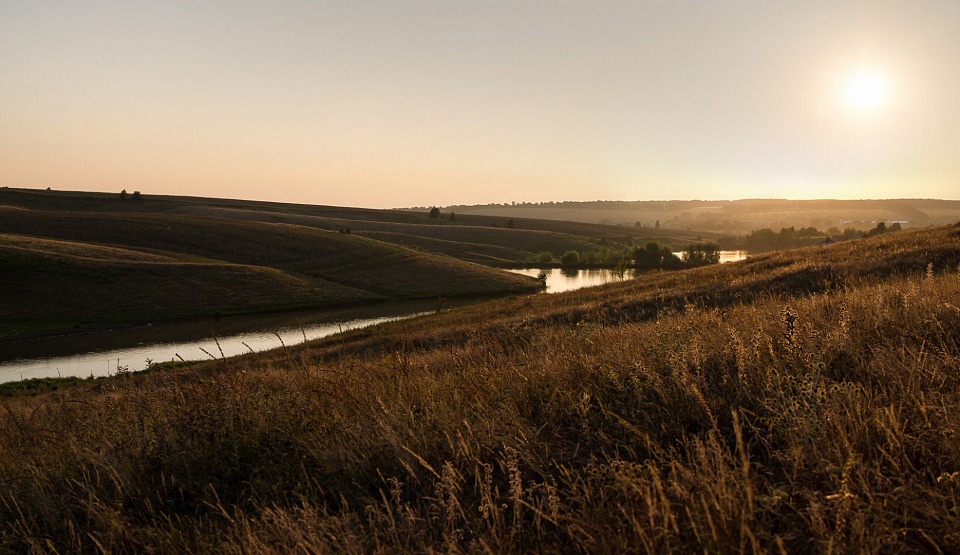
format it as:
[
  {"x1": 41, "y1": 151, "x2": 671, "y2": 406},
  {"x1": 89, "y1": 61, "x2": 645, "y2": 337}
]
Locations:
[{"x1": 0, "y1": 297, "x2": 467, "y2": 383}]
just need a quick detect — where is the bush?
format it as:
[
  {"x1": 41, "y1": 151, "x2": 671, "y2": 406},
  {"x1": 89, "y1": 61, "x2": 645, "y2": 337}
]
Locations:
[
  {"x1": 535, "y1": 251, "x2": 554, "y2": 264},
  {"x1": 633, "y1": 241, "x2": 664, "y2": 268},
  {"x1": 560, "y1": 250, "x2": 581, "y2": 267},
  {"x1": 682, "y1": 242, "x2": 721, "y2": 266}
]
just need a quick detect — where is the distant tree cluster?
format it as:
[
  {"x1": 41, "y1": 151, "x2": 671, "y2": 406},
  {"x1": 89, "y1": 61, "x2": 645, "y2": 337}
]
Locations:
[
  {"x1": 633, "y1": 241, "x2": 680, "y2": 269},
  {"x1": 119, "y1": 189, "x2": 142, "y2": 201},
  {"x1": 718, "y1": 222, "x2": 903, "y2": 251},
  {"x1": 535, "y1": 251, "x2": 554, "y2": 264},
  {"x1": 867, "y1": 221, "x2": 902, "y2": 237},
  {"x1": 682, "y1": 242, "x2": 721, "y2": 266},
  {"x1": 560, "y1": 250, "x2": 581, "y2": 267}
]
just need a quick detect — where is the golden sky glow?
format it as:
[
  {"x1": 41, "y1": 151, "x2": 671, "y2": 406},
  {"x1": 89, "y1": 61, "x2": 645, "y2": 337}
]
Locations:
[
  {"x1": 1, "y1": 1, "x2": 958, "y2": 207},
  {"x1": 842, "y1": 68, "x2": 891, "y2": 113}
]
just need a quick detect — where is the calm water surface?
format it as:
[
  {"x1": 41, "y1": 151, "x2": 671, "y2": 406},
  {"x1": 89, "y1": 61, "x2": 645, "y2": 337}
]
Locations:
[
  {"x1": 0, "y1": 301, "x2": 440, "y2": 383},
  {"x1": 3, "y1": 252, "x2": 749, "y2": 383},
  {"x1": 508, "y1": 250, "x2": 749, "y2": 294}
]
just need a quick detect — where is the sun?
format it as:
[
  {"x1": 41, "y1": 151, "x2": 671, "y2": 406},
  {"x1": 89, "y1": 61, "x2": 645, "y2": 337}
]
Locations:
[{"x1": 841, "y1": 68, "x2": 891, "y2": 113}]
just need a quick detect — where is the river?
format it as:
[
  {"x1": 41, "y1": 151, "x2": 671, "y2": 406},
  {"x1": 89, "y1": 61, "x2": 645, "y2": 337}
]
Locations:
[
  {"x1": 0, "y1": 300, "x2": 441, "y2": 383},
  {"x1": 2, "y1": 252, "x2": 749, "y2": 383}
]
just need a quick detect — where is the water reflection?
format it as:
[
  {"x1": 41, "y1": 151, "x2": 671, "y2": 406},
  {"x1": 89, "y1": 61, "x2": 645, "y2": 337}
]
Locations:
[
  {"x1": 507, "y1": 268, "x2": 627, "y2": 293},
  {"x1": 0, "y1": 300, "x2": 446, "y2": 383},
  {"x1": 2, "y1": 251, "x2": 751, "y2": 384},
  {"x1": 508, "y1": 251, "x2": 749, "y2": 294}
]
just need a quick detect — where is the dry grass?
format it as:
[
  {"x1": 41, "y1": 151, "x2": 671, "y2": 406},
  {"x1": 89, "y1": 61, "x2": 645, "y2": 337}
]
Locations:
[{"x1": 1, "y1": 225, "x2": 959, "y2": 553}]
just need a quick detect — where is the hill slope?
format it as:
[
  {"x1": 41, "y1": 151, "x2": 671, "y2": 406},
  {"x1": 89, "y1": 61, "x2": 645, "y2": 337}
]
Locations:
[
  {"x1": 450, "y1": 198, "x2": 960, "y2": 233},
  {"x1": 0, "y1": 205, "x2": 539, "y2": 338},
  {"x1": 0, "y1": 233, "x2": 374, "y2": 338},
  {"x1": 0, "y1": 188, "x2": 695, "y2": 262},
  {"x1": 1, "y1": 224, "x2": 959, "y2": 552}
]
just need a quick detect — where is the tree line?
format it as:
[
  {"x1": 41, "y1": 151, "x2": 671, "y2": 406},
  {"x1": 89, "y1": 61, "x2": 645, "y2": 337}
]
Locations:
[
  {"x1": 534, "y1": 241, "x2": 721, "y2": 270},
  {"x1": 718, "y1": 222, "x2": 901, "y2": 251}
]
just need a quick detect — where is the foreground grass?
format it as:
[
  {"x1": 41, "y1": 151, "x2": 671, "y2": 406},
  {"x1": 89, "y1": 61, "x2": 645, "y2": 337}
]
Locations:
[{"x1": 1, "y1": 225, "x2": 959, "y2": 552}]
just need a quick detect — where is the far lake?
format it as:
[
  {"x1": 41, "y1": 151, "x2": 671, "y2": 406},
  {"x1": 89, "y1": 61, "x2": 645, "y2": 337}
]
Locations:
[
  {"x1": 1, "y1": 251, "x2": 748, "y2": 384},
  {"x1": 507, "y1": 250, "x2": 749, "y2": 293}
]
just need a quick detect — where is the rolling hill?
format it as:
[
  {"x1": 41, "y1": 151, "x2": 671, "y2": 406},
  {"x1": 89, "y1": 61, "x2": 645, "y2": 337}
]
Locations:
[
  {"x1": 0, "y1": 198, "x2": 540, "y2": 338},
  {"x1": 1, "y1": 223, "x2": 959, "y2": 552},
  {"x1": 447, "y1": 198, "x2": 960, "y2": 233}
]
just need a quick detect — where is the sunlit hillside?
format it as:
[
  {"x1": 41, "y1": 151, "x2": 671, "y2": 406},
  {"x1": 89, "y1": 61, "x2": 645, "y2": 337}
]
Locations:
[
  {"x1": 2, "y1": 223, "x2": 959, "y2": 552},
  {"x1": 449, "y1": 199, "x2": 960, "y2": 233}
]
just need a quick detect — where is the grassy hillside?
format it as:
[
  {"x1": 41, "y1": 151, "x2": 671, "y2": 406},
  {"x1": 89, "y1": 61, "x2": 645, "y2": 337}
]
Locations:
[
  {"x1": 1, "y1": 224, "x2": 959, "y2": 552},
  {"x1": 0, "y1": 204, "x2": 539, "y2": 338},
  {"x1": 0, "y1": 188, "x2": 692, "y2": 262},
  {"x1": 0, "y1": 233, "x2": 373, "y2": 339},
  {"x1": 450, "y1": 198, "x2": 960, "y2": 233}
]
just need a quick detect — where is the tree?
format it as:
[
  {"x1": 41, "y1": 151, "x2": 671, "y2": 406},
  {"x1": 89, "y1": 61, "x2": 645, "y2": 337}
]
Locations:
[
  {"x1": 682, "y1": 242, "x2": 721, "y2": 266},
  {"x1": 119, "y1": 189, "x2": 127, "y2": 200},
  {"x1": 429, "y1": 207, "x2": 440, "y2": 219},
  {"x1": 744, "y1": 228, "x2": 777, "y2": 251},
  {"x1": 614, "y1": 258, "x2": 629, "y2": 280},
  {"x1": 717, "y1": 235, "x2": 738, "y2": 250},
  {"x1": 560, "y1": 250, "x2": 581, "y2": 267},
  {"x1": 132, "y1": 190, "x2": 142, "y2": 201},
  {"x1": 633, "y1": 241, "x2": 663, "y2": 268},
  {"x1": 868, "y1": 222, "x2": 888, "y2": 237},
  {"x1": 661, "y1": 246, "x2": 683, "y2": 269}
]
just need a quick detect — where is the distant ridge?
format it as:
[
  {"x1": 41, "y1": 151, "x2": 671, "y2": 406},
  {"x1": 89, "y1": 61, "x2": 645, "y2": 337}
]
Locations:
[{"x1": 444, "y1": 198, "x2": 960, "y2": 232}]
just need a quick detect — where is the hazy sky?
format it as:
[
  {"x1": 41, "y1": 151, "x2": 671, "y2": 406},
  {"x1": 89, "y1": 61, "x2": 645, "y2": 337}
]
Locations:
[{"x1": 2, "y1": 1, "x2": 958, "y2": 208}]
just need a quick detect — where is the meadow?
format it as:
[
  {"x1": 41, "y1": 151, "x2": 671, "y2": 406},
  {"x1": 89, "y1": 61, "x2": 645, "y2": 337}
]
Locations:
[
  {"x1": 1, "y1": 223, "x2": 959, "y2": 552},
  {"x1": 0, "y1": 191, "x2": 543, "y2": 339},
  {"x1": 0, "y1": 188, "x2": 709, "y2": 264}
]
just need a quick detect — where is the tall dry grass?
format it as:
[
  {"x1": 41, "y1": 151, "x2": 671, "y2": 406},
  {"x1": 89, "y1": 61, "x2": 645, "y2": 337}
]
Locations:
[{"x1": 2, "y1": 226, "x2": 960, "y2": 553}]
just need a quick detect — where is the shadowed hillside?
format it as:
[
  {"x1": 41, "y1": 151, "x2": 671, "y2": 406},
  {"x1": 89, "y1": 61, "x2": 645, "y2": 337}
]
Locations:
[
  {"x1": 1, "y1": 224, "x2": 959, "y2": 552},
  {"x1": 0, "y1": 203, "x2": 539, "y2": 338}
]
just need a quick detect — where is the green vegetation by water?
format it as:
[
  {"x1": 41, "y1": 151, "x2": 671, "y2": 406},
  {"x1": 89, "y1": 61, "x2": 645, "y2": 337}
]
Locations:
[{"x1": 2, "y1": 223, "x2": 959, "y2": 552}]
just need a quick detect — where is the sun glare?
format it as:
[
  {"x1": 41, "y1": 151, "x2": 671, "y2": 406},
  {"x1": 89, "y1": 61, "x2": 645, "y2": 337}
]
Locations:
[{"x1": 841, "y1": 68, "x2": 891, "y2": 113}]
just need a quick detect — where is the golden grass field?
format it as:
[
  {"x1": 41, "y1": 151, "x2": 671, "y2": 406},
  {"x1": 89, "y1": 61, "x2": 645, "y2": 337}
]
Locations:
[{"x1": 1, "y1": 223, "x2": 959, "y2": 552}]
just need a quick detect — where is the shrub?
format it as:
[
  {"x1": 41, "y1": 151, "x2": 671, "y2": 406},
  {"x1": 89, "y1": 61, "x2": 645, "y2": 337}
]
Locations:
[
  {"x1": 535, "y1": 251, "x2": 554, "y2": 264},
  {"x1": 560, "y1": 250, "x2": 581, "y2": 267},
  {"x1": 682, "y1": 242, "x2": 721, "y2": 266}
]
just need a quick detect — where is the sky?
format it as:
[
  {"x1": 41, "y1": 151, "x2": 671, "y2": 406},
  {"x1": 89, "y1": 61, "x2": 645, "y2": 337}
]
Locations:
[{"x1": 2, "y1": 1, "x2": 958, "y2": 208}]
